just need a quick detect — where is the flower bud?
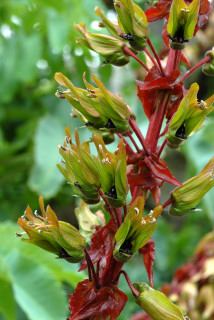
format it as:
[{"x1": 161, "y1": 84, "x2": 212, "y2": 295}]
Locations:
[
  {"x1": 74, "y1": 22, "x2": 130, "y2": 66},
  {"x1": 113, "y1": 197, "x2": 162, "y2": 262},
  {"x1": 169, "y1": 157, "x2": 214, "y2": 216},
  {"x1": 167, "y1": 83, "x2": 214, "y2": 148},
  {"x1": 167, "y1": 0, "x2": 200, "y2": 50},
  {"x1": 93, "y1": 134, "x2": 128, "y2": 207},
  {"x1": 113, "y1": 0, "x2": 149, "y2": 51},
  {"x1": 134, "y1": 282, "x2": 189, "y2": 320},
  {"x1": 55, "y1": 72, "x2": 134, "y2": 134},
  {"x1": 18, "y1": 196, "x2": 85, "y2": 263},
  {"x1": 202, "y1": 48, "x2": 214, "y2": 76},
  {"x1": 58, "y1": 128, "x2": 101, "y2": 204}
]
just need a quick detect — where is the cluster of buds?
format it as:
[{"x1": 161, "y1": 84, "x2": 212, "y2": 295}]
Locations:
[
  {"x1": 55, "y1": 72, "x2": 134, "y2": 135},
  {"x1": 167, "y1": 83, "x2": 214, "y2": 148},
  {"x1": 17, "y1": 196, "x2": 85, "y2": 263},
  {"x1": 114, "y1": 197, "x2": 162, "y2": 262}
]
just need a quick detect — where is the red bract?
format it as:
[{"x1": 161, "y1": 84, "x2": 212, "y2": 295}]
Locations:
[
  {"x1": 79, "y1": 219, "x2": 117, "y2": 279},
  {"x1": 145, "y1": 0, "x2": 210, "y2": 31},
  {"x1": 144, "y1": 156, "x2": 181, "y2": 187},
  {"x1": 139, "y1": 238, "x2": 155, "y2": 287},
  {"x1": 68, "y1": 279, "x2": 127, "y2": 320},
  {"x1": 137, "y1": 67, "x2": 182, "y2": 119}
]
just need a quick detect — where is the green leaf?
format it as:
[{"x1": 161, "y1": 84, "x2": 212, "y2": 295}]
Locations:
[
  {"x1": 28, "y1": 114, "x2": 67, "y2": 198},
  {"x1": 0, "y1": 258, "x2": 16, "y2": 320}
]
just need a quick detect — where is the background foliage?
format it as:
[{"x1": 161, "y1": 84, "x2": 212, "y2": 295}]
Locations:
[{"x1": 0, "y1": 0, "x2": 213, "y2": 319}]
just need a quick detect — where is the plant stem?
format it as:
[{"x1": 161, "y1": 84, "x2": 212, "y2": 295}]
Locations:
[
  {"x1": 99, "y1": 189, "x2": 117, "y2": 224},
  {"x1": 119, "y1": 270, "x2": 139, "y2": 297},
  {"x1": 113, "y1": 207, "x2": 121, "y2": 227},
  {"x1": 145, "y1": 48, "x2": 162, "y2": 75},
  {"x1": 123, "y1": 45, "x2": 150, "y2": 72},
  {"x1": 146, "y1": 93, "x2": 170, "y2": 154},
  {"x1": 126, "y1": 131, "x2": 141, "y2": 153},
  {"x1": 165, "y1": 48, "x2": 182, "y2": 74},
  {"x1": 179, "y1": 55, "x2": 211, "y2": 83},
  {"x1": 129, "y1": 118, "x2": 150, "y2": 156},
  {"x1": 157, "y1": 138, "x2": 167, "y2": 158},
  {"x1": 84, "y1": 248, "x2": 100, "y2": 289},
  {"x1": 123, "y1": 204, "x2": 127, "y2": 218},
  {"x1": 147, "y1": 38, "x2": 165, "y2": 77},
  {"x1": 162, "y1": 197, "x2": 173, "y2": 209}
]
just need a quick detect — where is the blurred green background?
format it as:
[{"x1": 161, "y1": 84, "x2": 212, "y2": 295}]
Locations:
[{"x1": 0, "y1": 0, "x2": 214, "y2": 319}]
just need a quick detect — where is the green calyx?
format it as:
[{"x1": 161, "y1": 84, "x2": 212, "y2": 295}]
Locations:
[
  {"x1": 169, "y1": 157, "x2": 214, "y2": 216},
  {"x1": 113, "y1": 197, "x2": 162, "y2": 262},
  {"x1": 167, "y1": 83, "x2": 214, "y2": 148},
  {"x1": 134, "y1": 282, "x2": 189, "y2": 320},
  {"x1": 113, "y1": 0, "x2": 149, "y2": 51},
  {"x1": 55, "y1": 72, "x2": 134, "y2": 134},
  {"x1": 18, "y1": 196, "x2": 85, "y2": 263},
  {"x1": 202, "y1": 49, "x2": 214, "y2": 76},
  {"x1": 74, "y1": 22, "x2": 130, "y2": 66},
  {"x1": 167, "y1": 0, "x2": 200, "y2": 49}
]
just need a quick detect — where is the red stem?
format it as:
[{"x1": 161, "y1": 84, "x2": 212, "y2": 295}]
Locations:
[
  {"x1": 157, "y1": 138, "x2": 167, "y2": 158},
  {"x1": 99, "y1": 189, "x2": 117, "y2": 223},
  {"x1": 162, "y1": 197, "x2": 173, "y2": 209},
  {"x1": 126, "y1": 131, "x2": 141, "y2": 153},
  {"x1": 116, "y1": 133, "x2": 129, "y2": 146},
  {"x1": 179, "y1": 55, "x2": 211, "y2": 83},
  {"x1": 129, "y1": 118, "x2": 150, "y2": 156},
  {"x1": 146, "y1": 93, "x2": 170, "y2": 154},
  {"x1": 123, "y1": 45, "x2": 150, "y2": 72},
  {"x1": 145, "y1": 48, "x2": 162, "y2": 76},
  {"x1": 119, "y1": 270, "x2": 139, "y2": 297},
  {"x1": 84, "y1": 248, "x2": 100, "y2": 288},
  {"x1": 113, "y1": 207, "x2": 121, "y2": 227},
  {"x1": 165, "y1": 48, "x2": 182, "y2": 74},
  {"x1": 147, "y1": 38, "x2": 165, "y2": 77},
  {"x1": 123, "y1": 204, "x2": 127, "y2": 218}
]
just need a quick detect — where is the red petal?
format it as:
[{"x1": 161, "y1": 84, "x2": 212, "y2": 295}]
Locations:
[
  {"x1": 180, "y1": 52, "x2": 191, "y2": 68},
  {"x1": 144, "y1": 156, "x2": 182, "y2": 186},
  {"x1": 79, "y1": 219, "x2": 117, "y2": 279},
  {"x1": 68, "y1": 280, "x2": 127, "y2": 320},
  {"x1": 139, "y1": 238, "x2": 155, "y2": 287}
]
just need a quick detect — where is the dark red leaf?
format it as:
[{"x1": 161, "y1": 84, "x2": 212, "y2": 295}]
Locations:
[
  {"x1": 137, "y1": 68, "x2": 181, "y2": 119},
  {"x1": 68, "y1": 279, "x2": 127, "y2": 320},
  {"x1": 145, "y1": 0, "x2": 171, "y2": 22},
  {"x1": 144, "y1": 156, "x2": 182, "y2": 187},
  {"x1": 129, "y1": 311, "x2": 152, "y2": 320},
  {"x1": 141, "y1": 70, "x2": 180, "y2": 91},
  {"x1": 79, "y1": 219, "x2": 117, "y2": 278},
  {"x1": 139, "y1": 238, "x2": 155, "y2": 287}
]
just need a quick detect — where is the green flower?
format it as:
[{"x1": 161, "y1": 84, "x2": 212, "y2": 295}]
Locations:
[
  {"x1": 58, "y1": 127, "x2": 101, "y2": 204},
  {"x1": 167, "y1": 83, "x2": 214, "y2": 148},
  {"x1": 17, "y1": 196, "x2": 85, "y2": 263},
  {"x1": 202, "y1": 48, "x2": 214, "y2": 76},
  {"x1": 134, "y1": 282, "x2": 189, "y2": 320},
  {"x1": 169, "y1": 157, "x2": 214, "y2": 216},
  {"x1": 55, "y1": 72, "x2": 134, "y2": 134},
  {"x1": 167, "y1": 0, "x2": 200, "y2": 49},
  {"x1": 113, "y1": 197, "x2": 162, "y2": 262},
  {"x1": 74, "y1": 22, "x2": 130, "y2": 66},
  {"x1": 93, "y1": 134, "x2": 128, "y2": 207},
  {"x1": 113, "y1": 0, "x2": 149, "y2": 51}
]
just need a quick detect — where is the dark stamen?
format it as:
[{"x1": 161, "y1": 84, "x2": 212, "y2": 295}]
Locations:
[
  {"x1": 175, "y1": 123, "x2": 187, "y2": 140},
  {"x1": 105, "y1": 186, "x2": 117, "y2": 199},
  {"x1": 119, "y1": 239, "x2": 133, "y2": 255},
  {"x1": 74, "y1": 181, "x2": 82, "y2": 189},
  {"x1": 104, "y1": 119, "x2": 116, "y2": 129}
]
